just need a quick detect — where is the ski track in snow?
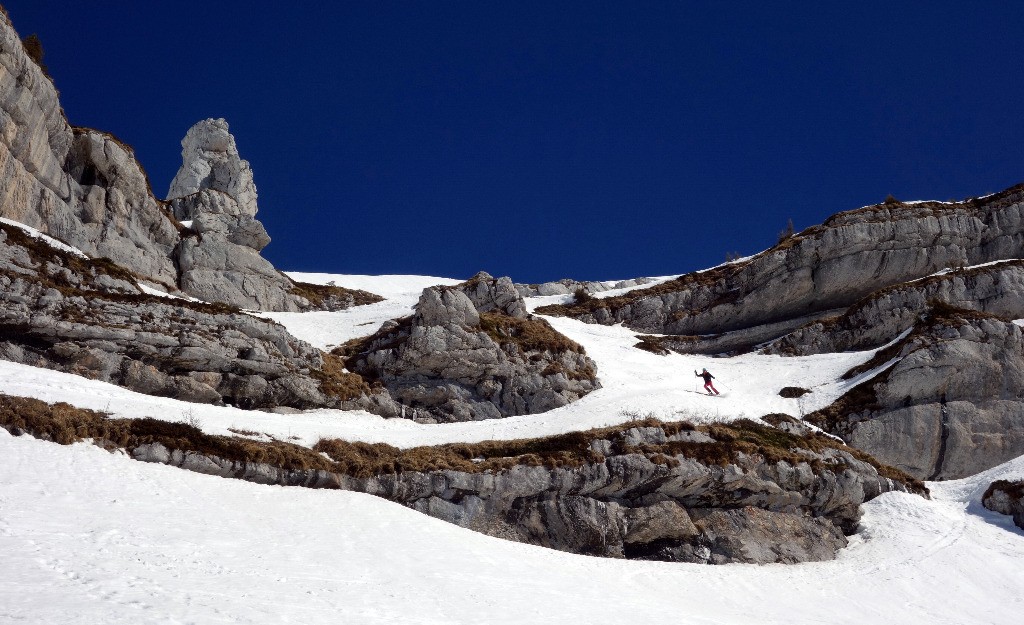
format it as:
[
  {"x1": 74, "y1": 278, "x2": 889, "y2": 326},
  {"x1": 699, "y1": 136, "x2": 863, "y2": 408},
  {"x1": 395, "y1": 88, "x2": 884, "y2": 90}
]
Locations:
[{"x1": 1, "y1": 270, "x2": 1023, "y2": 623}]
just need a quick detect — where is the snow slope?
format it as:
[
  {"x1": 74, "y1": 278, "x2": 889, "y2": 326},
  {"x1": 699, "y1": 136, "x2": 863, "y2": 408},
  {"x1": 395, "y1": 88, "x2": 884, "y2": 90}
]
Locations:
[
  {"x1": 1, "y1": 429, "x2": 1022, "y2": 624},
  {"x1": 2, "y1": 270, "x2": 1023, "y2": 624}
]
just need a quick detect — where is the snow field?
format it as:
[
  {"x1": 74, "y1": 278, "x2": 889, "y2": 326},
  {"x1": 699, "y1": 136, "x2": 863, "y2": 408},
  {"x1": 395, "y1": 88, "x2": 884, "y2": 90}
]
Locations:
[{"x1": 1, "y1": 428, "x2": 1021, "y2": 624}]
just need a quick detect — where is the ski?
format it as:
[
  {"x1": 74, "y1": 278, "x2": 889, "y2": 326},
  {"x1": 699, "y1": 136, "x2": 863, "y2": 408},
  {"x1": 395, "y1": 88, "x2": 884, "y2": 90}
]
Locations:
[{"x1": 682, "y1": 389, "x2": 724, "y2": 397}]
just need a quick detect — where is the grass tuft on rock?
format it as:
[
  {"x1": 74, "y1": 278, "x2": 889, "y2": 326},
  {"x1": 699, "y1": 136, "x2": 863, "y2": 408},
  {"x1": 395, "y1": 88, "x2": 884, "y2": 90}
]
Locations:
[{"x1": 1, "y1": 393, "x2": 926, "y2": 496}]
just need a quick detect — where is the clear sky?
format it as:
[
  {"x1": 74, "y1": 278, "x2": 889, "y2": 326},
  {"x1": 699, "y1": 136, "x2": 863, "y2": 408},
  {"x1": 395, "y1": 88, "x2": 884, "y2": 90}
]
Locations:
[{"x1": 5, "y1": 1, "x2": 1023, "y2": 283}]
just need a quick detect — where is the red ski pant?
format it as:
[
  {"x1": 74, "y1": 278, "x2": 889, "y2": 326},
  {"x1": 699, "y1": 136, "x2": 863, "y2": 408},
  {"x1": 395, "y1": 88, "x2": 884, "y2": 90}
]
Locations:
[{"x1": 704, "y1": 381, "x2": 718, "y2": 394}]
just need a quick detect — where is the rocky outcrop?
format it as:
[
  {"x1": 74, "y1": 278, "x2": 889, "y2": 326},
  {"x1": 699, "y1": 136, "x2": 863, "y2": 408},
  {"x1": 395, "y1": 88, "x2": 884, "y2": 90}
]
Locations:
[
  {"x1": 0, "y1": 15, "x2": 180, "y2": 285},
  {"x1": 982, "y1": 480, "x2": 1024, "y2": 530},
  {"x1": 0, "y1": 15, "x2": 377, "y2": 313},
  {"x1": 0, "y1": 220, "x2": 392, "y2": 410},
  {"x1": 807, "y1": 307, "x2": 1024, "y2": 480},
  {"x1": 2, "y1": 396, "x2": 923, "y2": 564},
  {"x1": 515, "y1": 276, "x2": 658, "y2": 298},
  {"x1": 167, "y1": 118, "x2": 304, "y2": 311},
  {"x1": 538, "y1": 190, "x2": 1024, "y2": 354},
  {"x1": 341, "y1": 275, "x2": 599, "y2": 421},
  {"x1": 764, "y1": 261, "x2": 1024, "y2": 356},
  {"x1": 142, "y1": 416, "x2": 922, "y2": 564}
]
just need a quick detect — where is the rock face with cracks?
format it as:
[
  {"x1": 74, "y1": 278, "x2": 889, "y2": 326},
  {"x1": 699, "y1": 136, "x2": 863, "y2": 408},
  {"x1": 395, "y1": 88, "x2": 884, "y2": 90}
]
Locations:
[
  {"x1": 0, "y1": 14, "x2": 374, "y2": 313},
  {"x1": 167, "y1": 118, "x2": 303, "y2": 311},
  {"x1": 0, "y1": 220, "x2": 395, "y2": 411},
  {"x1": 806, "y1": 307, "x2": 1024, "y2": 480},
  {"x1": 341, "y1": 272, "x2": 599, "y2": 422},
  {"x1": 0, "y1": 15, "x2": 179, "y2": 286},
  {"x1": 538, "y1": 189, "x2": 1024, "y2": 354},
  {"x1": 763, "y1": 260, "x2": 1024, "y2": 356}
]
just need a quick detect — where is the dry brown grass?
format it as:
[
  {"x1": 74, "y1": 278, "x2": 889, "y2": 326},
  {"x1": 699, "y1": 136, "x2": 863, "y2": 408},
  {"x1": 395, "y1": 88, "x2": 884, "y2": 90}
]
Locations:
[
  {"x1": 289, "y1": 281, "x2": 383, "y2": 309},
  {"x1": 804, "y1": 381, "x2": 882, "y2": 436},
  {"x1": 2, "y1": 393, "x2": 925, "y2": 494},
  {"x1": 0, "y1": 395, "x2": 334, "y2": 471},
  {"x1": 633, "y1": 335, "x2": 671, "y2": 355},
  {"x1": 478, "y1": 312, "x2": 585, "y2": 354},
  {"x1": 778, "y1": 387, "x2": 810, "y2": 398},
  {"x1": 21, "y1": 33, "x2": 49, "y2": 77},
  {"x1": 312, "y1": 353, "x2": 373, "y2": 401}
]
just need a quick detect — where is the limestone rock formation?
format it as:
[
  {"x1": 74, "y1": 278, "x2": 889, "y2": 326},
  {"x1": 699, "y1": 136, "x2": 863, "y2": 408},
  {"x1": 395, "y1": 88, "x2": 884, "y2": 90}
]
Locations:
[
  {"x1": 0, "y1": 15, "x2": 179, "y2": 285},
  {"x1": 982, "y1": 480, "x2": 1024, "y2": 530},
  {"x1": 166, "y1": 118, "x2": 306, "y2": 310},
  {"x1": 116, "y1": 417, "x2": 923, "y2": 564},
  {"x1": 538, "y1": 188, "x2": 1024, "y2": 354},
  {"x1": 335, "y1": 420, "x2": 921, "y2": 563},
  {"x1": 0, "y1": 220, "x2": 392, "y2": 411},
  {"x1": 0, "y1": 14, "x2": 376, "y2": 313},
  {"x1": 341, "y1": 275, "x2": 599, "y2": 421},
  {"x1": 763, "y1": 260, "x2": 1024, "y2": 356},
  {"x1": 167, "y1": 118, "x2": 258, "y2": 216},
  {"x1": 806, "y1": 307, "x2": 1024, "y2": 480}
]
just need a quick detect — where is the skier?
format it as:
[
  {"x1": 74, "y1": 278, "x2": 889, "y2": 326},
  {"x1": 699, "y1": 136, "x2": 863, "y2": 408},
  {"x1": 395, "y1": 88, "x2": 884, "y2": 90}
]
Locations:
[{"x1": 695, "y1": 368, "x2": 719, "y2": 395}]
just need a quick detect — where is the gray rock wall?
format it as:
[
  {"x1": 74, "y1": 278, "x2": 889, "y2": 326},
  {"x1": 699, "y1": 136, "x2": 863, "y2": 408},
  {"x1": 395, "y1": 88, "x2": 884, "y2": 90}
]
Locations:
[
  {"x1": 0, "y1": 220, "x2": 384, "y2": 410},
  {"x1": 0, "y1": 15, "x2": 355, "y2": 312},
  {"x1": 765, "y1": 261, "x2": 1024, "y2": 356},
  {"x1": 808, "y1": 312, "x2": 1024, "y2": 480},
  {"x1": 0, "y1": 16, "x2": 180, "y2": 285},
  {"x1": 539, "y1": 190, "x2": 1024, "y2": 350}
]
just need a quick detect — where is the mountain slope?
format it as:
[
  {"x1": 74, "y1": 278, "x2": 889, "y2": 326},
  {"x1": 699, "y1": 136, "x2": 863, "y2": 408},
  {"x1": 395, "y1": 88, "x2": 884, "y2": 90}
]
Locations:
[{"x1": 2, "y1": 426, "x2": 1021, "y2": 624}]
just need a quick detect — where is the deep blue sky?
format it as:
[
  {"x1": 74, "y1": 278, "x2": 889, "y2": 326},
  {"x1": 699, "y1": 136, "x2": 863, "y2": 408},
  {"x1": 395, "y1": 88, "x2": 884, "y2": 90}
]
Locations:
[{"x1": 6, "y1": 2, "x2": 1024, "y2": 282}]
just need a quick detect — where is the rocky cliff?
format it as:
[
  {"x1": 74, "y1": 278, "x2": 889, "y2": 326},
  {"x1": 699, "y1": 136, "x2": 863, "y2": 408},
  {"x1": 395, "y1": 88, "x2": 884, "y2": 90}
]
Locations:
[
  {"x1": 0, "y1": 13, "x2": 374, "y2": 312},
  {"x1": 806, "y1": 305, "x2": 1024, "y2": 480},
  {"x1": 340, "y1": 273, "x2": 599, "y2": 421},
  {"x1": 0, "y1": 220, "x2": 393, "y2": 410},
  {"x1": 763, "y1": 260, "x2": 1024, "y2": 356},
  {"x1": 321, "y1": 417, "x2": 922, "y2": 563},
  {"x1": 0, "y1": 17, "x2": 180, "y2": 285},
  {"x1": 538, "y1": 189, "x2": 1024, "y2": 354}
]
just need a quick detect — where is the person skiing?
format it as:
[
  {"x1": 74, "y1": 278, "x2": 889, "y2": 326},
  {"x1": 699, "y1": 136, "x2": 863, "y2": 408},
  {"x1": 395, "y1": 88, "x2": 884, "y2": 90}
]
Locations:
[{"x1": 695, "y1": 368, "x2": 719, "y2": 395}]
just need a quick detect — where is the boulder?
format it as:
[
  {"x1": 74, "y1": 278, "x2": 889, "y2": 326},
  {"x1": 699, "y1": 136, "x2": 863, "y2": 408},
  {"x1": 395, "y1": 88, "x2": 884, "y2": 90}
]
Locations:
[{"x1": 982, "y1": 480, "x2": 1024, "y2": 530}]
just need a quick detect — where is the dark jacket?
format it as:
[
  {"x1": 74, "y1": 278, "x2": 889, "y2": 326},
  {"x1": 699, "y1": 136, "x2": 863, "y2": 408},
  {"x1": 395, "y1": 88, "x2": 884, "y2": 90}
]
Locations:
[{"x1": 697, "y1": 371, "x2": 714, "y2": 383}]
